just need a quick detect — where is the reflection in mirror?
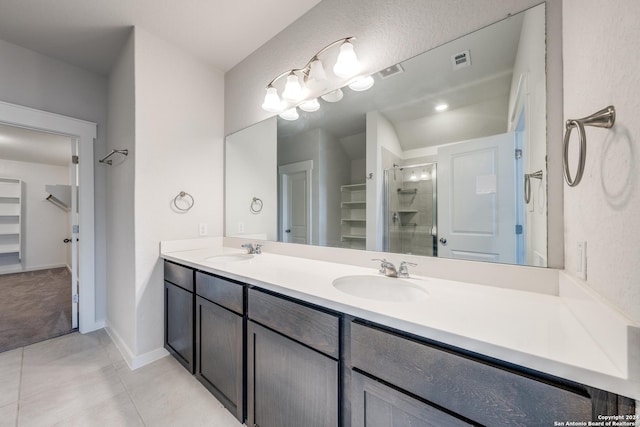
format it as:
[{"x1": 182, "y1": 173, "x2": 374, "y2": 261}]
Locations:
[{"x1": 226, "y1": 4, "x2": 547, "y2": 267}]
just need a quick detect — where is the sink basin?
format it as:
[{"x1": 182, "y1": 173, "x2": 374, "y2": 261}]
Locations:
[
  {"x1": 204, "y1": 254, "x2": 254, "y2": 263},
  {"x1": 332, "y1": 275, "x2": 428, "y2": 302}
]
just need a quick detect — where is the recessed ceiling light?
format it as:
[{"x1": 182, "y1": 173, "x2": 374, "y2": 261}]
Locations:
[{"x1": 435, "y1": 103, "x2": 449, "y2": 112}]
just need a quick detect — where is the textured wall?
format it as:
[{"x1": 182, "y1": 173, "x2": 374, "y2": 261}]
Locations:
[{"x1": 563, "y1": 0, "x2": 640, "y2": 323}]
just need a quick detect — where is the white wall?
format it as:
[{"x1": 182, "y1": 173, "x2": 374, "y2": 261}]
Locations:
[
  {"x1": 563, "y1": 0, "x2": 640, "y2": 324},
  {"x1": 225, "y1": 117, "x2": 277, "y2": 240},
  {"x1": 134, "y1": 27, "x2": 224, "y2": 356},
  {"x1": 106, "y1": 30, "x2": 137, "y2": 353},
  {"x1": 0, "y1": 38, "x2": 108, "y2": 322},
  {"x1": 319, "y1": 129, "x2": 350, "y2": 247},
  {"x1": 366, "y1": 111, "x2": 403, "y2": 251},
  {"x1": 0, "y1": 159, "x2": 70, "y2": 272}
]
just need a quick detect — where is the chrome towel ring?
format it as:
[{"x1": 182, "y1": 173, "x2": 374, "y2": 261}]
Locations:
[
  {"x1": 524, "y1": 170, "x2": 543, "y2": 204},
  {"x1": 173, "y1": 191, "x2": 194, "y2": 212},
  {"x1": 563, "y1": 105, "x2": 615, "y2": 187},
  {"x1": 250, "y1": 197, "x2": 263, "y2": 214}
]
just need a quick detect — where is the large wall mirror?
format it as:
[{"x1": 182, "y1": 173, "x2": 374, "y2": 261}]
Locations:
[{"x1": 225, "y1": 3, "x2": 548, "y2": 267}]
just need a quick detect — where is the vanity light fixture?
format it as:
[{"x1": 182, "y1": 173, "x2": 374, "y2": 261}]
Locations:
[
  {"x1": 435, "y1": 103, "x2": 449, "y2": 112},
  {"x1": 321, "y1": 89, "x2": 344, "y2": 103},
  {"x1": 261, "y1": 37, "x2": 373, "y2": 118},
  {"x1": 348, "y1": 75, "x2": 375, "y2": 91},
  {"x1": 279, "y1": 107, "x2": 299, "y2": 121},
  {"x1": 299, "y1": 98, "x2": 320, "y2": 112}
]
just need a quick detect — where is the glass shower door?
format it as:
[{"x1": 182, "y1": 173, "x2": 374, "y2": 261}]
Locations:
[{"x1": 384, "y1": 164, "x2": 437, "y2": 257}]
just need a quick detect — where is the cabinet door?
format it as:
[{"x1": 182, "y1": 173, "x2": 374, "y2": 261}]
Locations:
[
  {"x1": 195, "y1": 296, "x2": 244, "y2": 422},
  {"x1": 247, "y1": 321, "x2": 338, "y2": 427},
  {"x1": 164, "y1": 281, "x2": 194, "y2": 373},
  {"x1": 351, "y1": 371, "x2": 472, "y2": 427}
]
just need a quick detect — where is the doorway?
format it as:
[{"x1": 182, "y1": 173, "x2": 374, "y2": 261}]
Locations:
[
  {"x1": 0, "y1": 123, "x2": 79, "y2": 351},
  {"x1": 0, "y1": 100, "x2": 97, "y2": 335},
  {"x1": 278, "y1": 160, "x2": 313, "y2": 244}
]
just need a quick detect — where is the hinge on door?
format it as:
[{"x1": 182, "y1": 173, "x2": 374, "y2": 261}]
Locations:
[
  {"x1": 72, "y1": 294, "x2": 79, "y2": 303},
  {"x1": 515, "y1": 224, "x2": 523, "y2": 235},
  {"x1": 515, "y1": 149, "x2": 522, "y2": 160},
  {"x1": 72, "y1": 155, "x2": 79, "y2": 164},
  {"x1": 73, "y1": 225, "x2": 79, "y2": 233}
]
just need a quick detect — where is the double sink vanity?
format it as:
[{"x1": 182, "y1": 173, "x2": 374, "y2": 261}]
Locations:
[{"x1": 161, "y1": 238, "x2": 637, "y2": 426}]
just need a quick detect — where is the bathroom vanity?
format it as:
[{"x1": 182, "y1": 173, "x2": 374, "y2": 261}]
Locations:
[{"x1": 161, "y1": 243, "x2": 637, "y2": 426}]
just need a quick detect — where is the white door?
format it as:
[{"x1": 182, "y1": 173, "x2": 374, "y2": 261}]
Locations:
[
  {"x1": 70, "y1": 139, "x2": 79, "y2": 329},
  {"x1": 437, "y1": 133, "x2": 516, "y2": 263},
  {"x1": 279, "y1": 161, "x2": 312, "y2": 244}
]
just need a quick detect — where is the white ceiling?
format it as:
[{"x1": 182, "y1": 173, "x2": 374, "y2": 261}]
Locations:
[
  {"x1": 0, "y1": 0, "x2": 322, "y2": 75},
  {"x1": 0, "y1": 123, "x2": 71, "y2": 166}
]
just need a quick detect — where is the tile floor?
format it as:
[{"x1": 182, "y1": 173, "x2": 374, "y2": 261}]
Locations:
[{"x1": 0, "y1": 330, "x2": 244, "y2": 427}]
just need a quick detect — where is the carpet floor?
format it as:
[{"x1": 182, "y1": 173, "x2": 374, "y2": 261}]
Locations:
[{"x1": 0, "y1": 267, "x2": 74, "y2": 353}]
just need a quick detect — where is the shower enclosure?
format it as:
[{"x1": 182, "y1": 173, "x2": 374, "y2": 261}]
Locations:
[{"x1": 383, "y1": 163, "x2": 437, "y2": 256}]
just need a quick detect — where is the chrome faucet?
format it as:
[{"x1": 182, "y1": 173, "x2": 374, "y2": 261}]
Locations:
[
  {"x1": 372, "y1": 259, "x2": 398, "y2": 278},
  {"x1": 241, "y1": 243, "x2": 262, "y2": 254},
  {"x1": 398, "y1": 261, "x2": 417, "y2": 278}
]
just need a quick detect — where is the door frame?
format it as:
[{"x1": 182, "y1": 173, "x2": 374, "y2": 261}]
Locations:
[
  {"x1": 0, "y1": 100, "x2": 98, "y2": 334},
  {"x1": 278, "y1": 160, "x2": 313, "y2": 244}
]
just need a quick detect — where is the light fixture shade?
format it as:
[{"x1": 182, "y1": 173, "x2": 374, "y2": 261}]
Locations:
[
  {"x1": 299, "y1": 98, "x2": 320, "y2": 112},
  {"x1": 282, "y1": 74, "x2": 304, "y2": 102},
  {"x1": 435, "y1": 103, "x2": 449, "y2": 112},
  {"x1": 262, "y1": 87, "x2": 282, "y2": 112},
  {"x1": 410, "y1": 171, "x2": 417, "y2": 181},
  {"x1": 333, "y1": 41, "x2": 360, "y2": 78},
  {"x1": 308, "y1": 59, "x2": 327, "y2": 82},
  {"x1": 320, "y1": 89, "x2": 343, "y2": 103},
  {"x1": 348, "y1": 75, "x2": 375, "y2": 91},
  {"x1": 279, "y1": 107, "x2": 299, "y2": 121}
]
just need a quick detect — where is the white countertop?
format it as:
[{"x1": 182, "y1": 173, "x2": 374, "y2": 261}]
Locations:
[{"x1": 161, "y1": 242, "x2": 640, "y2": 400}]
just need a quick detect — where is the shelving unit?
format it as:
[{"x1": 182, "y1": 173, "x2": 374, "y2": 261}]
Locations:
[
  {"x1": 0, "y1": 178, "x2": 23, "y2": 262},
  {"x1": 340, "y1": 183, "x2": 366, "y2": 249}
]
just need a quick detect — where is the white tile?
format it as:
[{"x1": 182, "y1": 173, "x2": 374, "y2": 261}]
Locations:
[
  {"x1": 118, "y1": 356, "x2": 242, "y2": 427},
  {"x1": 0, "y1": 348, "x2": 22, "y2": 408},
  {"x1": 18, "y1": 366, "x2": 125, "y2": 427},
  {"x1": 0, "y1": 402, "x2": 17, "y2": 427},
  {"x1": 50, "y1": 391, "x2": 144, "y2": 427}
]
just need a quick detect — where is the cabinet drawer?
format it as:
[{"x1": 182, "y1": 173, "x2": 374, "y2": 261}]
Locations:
[
  {"x1": 195, "y1": 272, "x2": 244, "y2": 315},
  {"x1": 248, "y1": 289, "x2": 339, "y2": 359},
  {"x1": 351, "y1": 322, "x2": 592, "y2": 426},
  {"x1": 164, "y1": 261, "x2": 194, "y2": 292}
]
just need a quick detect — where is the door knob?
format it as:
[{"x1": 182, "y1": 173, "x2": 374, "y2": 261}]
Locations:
[
  {"x1": 285, "y1": 229, "x2": 291, "y2": 233},
  {"x1": 439, "y1": 237, "x2": 447, "y2": 245}
]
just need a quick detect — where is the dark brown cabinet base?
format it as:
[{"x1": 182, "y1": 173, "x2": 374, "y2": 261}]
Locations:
[{"x1": 247, "y1": 320, "x2": 339, "y2": 427}]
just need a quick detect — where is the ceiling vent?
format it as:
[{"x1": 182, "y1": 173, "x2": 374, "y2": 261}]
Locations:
[
  {"x1": 451, "y1": 50, "x2": 471, "y2": 70},
  {"x1": 378, "y1": 63, "x2": 404, "y2": 79}
]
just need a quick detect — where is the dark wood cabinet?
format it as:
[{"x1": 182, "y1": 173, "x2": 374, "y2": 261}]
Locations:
[
  {"x1": 350, "y1": 321, "x2": 634, "y2": 427},
  {"x1": 164, "y1": 262, "x2": 195, "y2": 373},
  {"x1": 194, "y1": 271, "x2": 245, "y2": 423},
  {"x1": 162, "y1": 261, "x2": 635, "y2": 427},
  {"x1": 351, "y1": 371, "x2": 472, "y2": 427},
  {"x1": 247, "y1": 289, "x2": 340, "y2": 427}
]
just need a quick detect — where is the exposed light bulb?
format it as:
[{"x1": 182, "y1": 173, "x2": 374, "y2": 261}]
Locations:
[
  {"x1": 279, "y1": 107, "x2": 299, "y2": 121},
  {"x1": 320, "y1": 89, "x2": 343, "y2": 103},
  {"x1": 333, "y1": 41, "x2": 360, "y2": 78},
  {"x1": 348, "y1": 75, "x2": 375, "y2": 92},
  {"x1": 261, "y1": 87, "x2": 282, "y2": 112},
  {"x1": 299, "y1": 98, "x2": 320, "y2": 112},
  {"x1": 282, "y1": 73, "x2": 304, "y2": 102},
  {"x1": 435, "y1": 103, "x2": 449, "y2": 112}
]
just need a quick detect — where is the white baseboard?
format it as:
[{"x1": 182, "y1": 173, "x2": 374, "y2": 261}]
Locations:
[{"x1": 105, "y1": 323, "x2": 169, "y2": 370}]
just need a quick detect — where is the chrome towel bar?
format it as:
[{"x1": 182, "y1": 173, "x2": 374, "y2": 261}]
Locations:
[{"x1": 563, "y1": 105, "x2": 615, "y2": 187}]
